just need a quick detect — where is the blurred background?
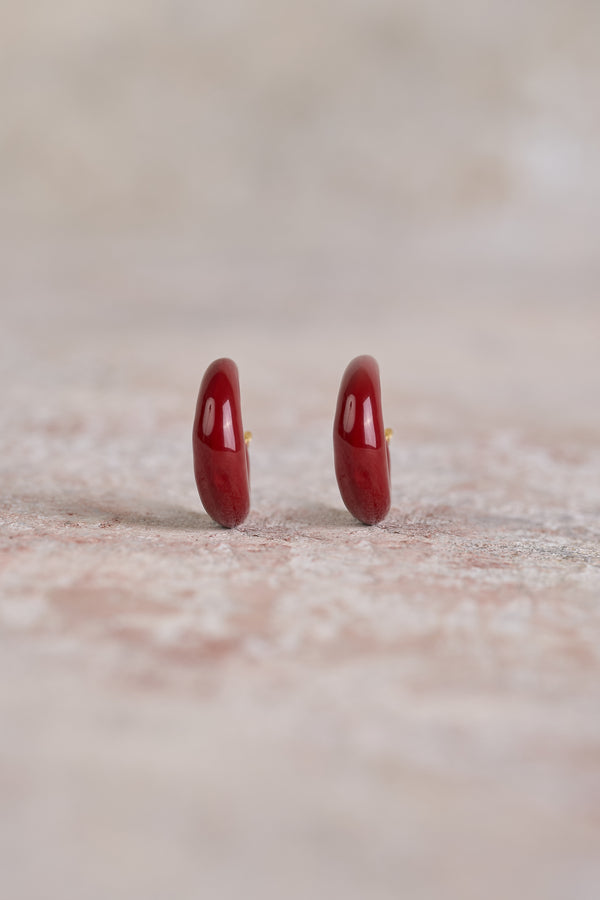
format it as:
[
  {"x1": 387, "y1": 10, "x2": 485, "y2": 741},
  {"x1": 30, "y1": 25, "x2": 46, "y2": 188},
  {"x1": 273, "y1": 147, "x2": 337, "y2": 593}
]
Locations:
[
  {"x1": 2, "y1": 0, "x2": 600, "y2": 248},
  {"x1": 1, "y1": 3, "x2": 600, "y2": 900},
  {"x1": 2, "y1": 0, "x2": 599, "y2": 435}
]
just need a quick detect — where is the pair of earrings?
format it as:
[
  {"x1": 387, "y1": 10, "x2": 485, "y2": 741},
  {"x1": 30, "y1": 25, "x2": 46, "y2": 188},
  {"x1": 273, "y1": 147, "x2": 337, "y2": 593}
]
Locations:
[{"x1": 192, "y1": 355, "x2": 392, "y2": 528}]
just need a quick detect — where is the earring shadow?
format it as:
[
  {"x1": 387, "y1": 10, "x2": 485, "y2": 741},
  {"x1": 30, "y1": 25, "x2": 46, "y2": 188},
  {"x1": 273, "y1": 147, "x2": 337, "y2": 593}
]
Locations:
[
  {"x1": 288, "y1": 503, "x2": 357, "y2": 529},
  {"x1": 15, "y1": 491, "x2": 215, "y2": 532},
  {"x1": 104, "y1": 502, "x2": 215, "y2": 531}
]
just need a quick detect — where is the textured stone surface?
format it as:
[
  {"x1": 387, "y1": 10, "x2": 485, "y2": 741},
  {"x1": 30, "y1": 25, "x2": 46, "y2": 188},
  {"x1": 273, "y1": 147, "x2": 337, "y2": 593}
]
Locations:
[
  {"x1": 1, "y1": 2, "x2": 600, "y2": 897},
  {"x1": 2, "y1": 239, "x2": 599, "y2": 899}
]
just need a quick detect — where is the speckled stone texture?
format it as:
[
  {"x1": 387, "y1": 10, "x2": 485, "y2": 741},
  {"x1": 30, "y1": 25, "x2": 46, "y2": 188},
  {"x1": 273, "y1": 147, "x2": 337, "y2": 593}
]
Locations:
[
  {"x1": 2, "y1": 238, "x2": 599, "y2": 900},
  {"x1": 2, "y1": 2, "x2": 600, "y2": 898}
]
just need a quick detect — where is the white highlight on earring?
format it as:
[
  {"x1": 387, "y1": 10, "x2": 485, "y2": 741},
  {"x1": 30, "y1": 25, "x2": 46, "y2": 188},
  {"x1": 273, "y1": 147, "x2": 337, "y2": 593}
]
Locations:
[
  {"x1": 202, "y1": 397, "x2": 215, "y2": 437},
  {"x1": 363, "y1": 396, "x2": 376, "y2": 447},
  {"x1": 343, "y1": 394, "x2": 356, "y2": 433},
  {"x1": 222, "y1": 399, "x2": 236, "y2": 450}
]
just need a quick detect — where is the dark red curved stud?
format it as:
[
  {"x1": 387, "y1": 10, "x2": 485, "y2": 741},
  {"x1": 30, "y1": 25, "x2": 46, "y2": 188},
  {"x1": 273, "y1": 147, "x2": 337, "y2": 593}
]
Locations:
[
  {"x1": 192, "y1": 358, "x2": 251, "y2": 528},
  {"x1": 333, "y1": 355, "x2": 391, "y2": 525}
]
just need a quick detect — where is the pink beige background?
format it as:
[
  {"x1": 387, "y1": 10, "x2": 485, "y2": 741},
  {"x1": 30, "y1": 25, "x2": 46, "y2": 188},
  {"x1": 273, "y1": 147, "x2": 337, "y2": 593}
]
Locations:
[{"x1": 1, "y1": 2, "x2": 599, "y2": 898}]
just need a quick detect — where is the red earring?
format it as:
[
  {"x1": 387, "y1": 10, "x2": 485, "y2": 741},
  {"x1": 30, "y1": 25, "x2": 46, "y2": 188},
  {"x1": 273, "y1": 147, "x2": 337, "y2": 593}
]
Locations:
[
  {"x1": 192, "y1": 358, "x2": 251, "y2": 528},
  {"x1": 333, "y1": 355, "x2": 392, "y2": 525}
]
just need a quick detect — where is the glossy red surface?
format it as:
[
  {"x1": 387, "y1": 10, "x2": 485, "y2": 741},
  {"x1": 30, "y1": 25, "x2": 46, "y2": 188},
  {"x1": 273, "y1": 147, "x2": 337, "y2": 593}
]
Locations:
[
  {"x1": 192, "y1": 358, "x2": 250, "y2": 528},
  {"x1": 333, "y1": 355, "x2": 391, "y2": 525}
]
